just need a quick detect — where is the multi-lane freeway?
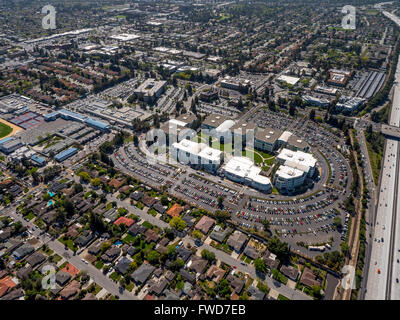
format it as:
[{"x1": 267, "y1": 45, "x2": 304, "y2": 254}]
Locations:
[{"x1": 365, "y1": 8, "x2": 400, "y2": 300}]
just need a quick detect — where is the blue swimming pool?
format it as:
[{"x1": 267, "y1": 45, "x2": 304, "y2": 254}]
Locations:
[
  {"x1": 47, "y1": 200, "x2": 54, "y2": 207},
  {"x1": 114, "y1": 240, "x2": 123, "y2": 246},
  {"x1": 48, "y1": 191, "x2": 55, "y2": 197}
]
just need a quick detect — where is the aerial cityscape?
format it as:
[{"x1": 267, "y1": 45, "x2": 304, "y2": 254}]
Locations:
[{"x1": 0, "y1": 0, "x2": 398, "y2": 303}]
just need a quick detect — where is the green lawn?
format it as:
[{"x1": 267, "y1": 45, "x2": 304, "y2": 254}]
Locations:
[
  {"x1": 95, "y1": 260, "x2": 104, "y2": 269},
  {"x1": 135, "y1": 202, "x2": 144, "y2": 210},
  {"x1": 58, "y1": 237, "x2": 77, "y2": 251},
  {"x1": 272, "y1": 269, "x2": 288, "y2": 285},
  {"x1": 25, "y1": 212, "x2": 35, "y2": 221},
  {"x1": 365, "y1": 138, "x2": 382, "y2": 186},
  {"x1": 148, "y1": 208, "x2": 158, "y2": 217},
  {"x1": 110, "y1": 272, "x2": 121, "y2": 282},
  {"x1": 278, "y1": 294, "x2": 290, "y2": 300},
  {"x1": 0, "y1": 122, "x2": 12, "y2": 139},
  {"x1": 242, "y1": 150, "x2": 263, "y2": 164},
  {"x1": 50, "y1": 254, "x2": 62, "y2": 263},
  {"x1": 122, "y1": 234, "x2": 136, "y2": 244}
]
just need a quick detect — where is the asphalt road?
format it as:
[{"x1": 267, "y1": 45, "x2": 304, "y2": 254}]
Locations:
[
  {"x1": 0, "y1": 204, "x2": 137, "y2": 300},
  {"x1": 183, "y1": 236, "x2": 312, "y2": 300}
]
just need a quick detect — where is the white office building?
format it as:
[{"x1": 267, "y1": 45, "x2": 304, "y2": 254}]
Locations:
[
  {"x1": 171, "y1": 139, "x2": 222, "y2": 173},
  {"x1": 223, "y1": 157, "x2": 272, "y2": 193},
  {"x1": 273, "y1": 165, "x2": 306, "y2": 191},
  {"x1": 276, "y1": 148, "x2": 317, "y2": 177}
]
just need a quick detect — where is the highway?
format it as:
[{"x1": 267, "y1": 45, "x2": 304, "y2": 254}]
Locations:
[{"x1": 365, "y1": 7, "x2": 400, "y2": 300}]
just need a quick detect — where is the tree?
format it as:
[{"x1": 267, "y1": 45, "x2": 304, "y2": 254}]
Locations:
[
  {"x1": 262, "y1": 220, "x2": 270, "y2": 232},
  {"x1": 309, "y1": 109, "x2": 316, "y2": 121},
  {"x1": 254, "y1": 258, "x2": 266, "y2": 273},
  {"x1": 217, "y1": 196, "x2": 224, "y2": 209},
  {"x1": 78, "y1": 171, "x2": 91, "y2": 183},
  {"x1": 169, "y1": 217, "x2": 187, "y2": 231},
  {"x1": 164, "y1": 228, "x2": 175, "y2": 241},
  {"x1": 146, "y1": 250, "x2": 160, "y2": 265},
  {"x1": 267, "y1": 236, "x2": 290, "y2": 262},
  {"x1": 311, "y1": 285, "x2": 322, "y2": 299},
  {"x1": 333, "y1": 217, "x2": 342, "y2": 230},
  {"x1": 133, "y1": 135, "x2": 139, "y2": 147},
  {"x1": 216, "y1": 279, "x2": 232, "y2": 298},
  {"x1": 169, "y1": 258, "x2": 184, "y2": 271},
  {"x1": 91, "y1": 178, "x2": 101, "y2": 188},
  {"x1": 193, "y1": 230, "x2": 203, "y2": 240},
  {"x1": 289, "y1": 104, "x2": 296, "y2": 116},
  {"x1": 201, "y1": 249, "x2": 216, "y2": 263},
  {"x1": 119, "y1": 277, "x2": 126, "y2": 288}
]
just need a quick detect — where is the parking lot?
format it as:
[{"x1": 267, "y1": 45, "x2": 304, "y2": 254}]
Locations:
[{"x1": 113, "y1": 108, "x2": 354, "y2": 256}]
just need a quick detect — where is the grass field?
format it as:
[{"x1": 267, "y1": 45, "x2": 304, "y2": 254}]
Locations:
[
  {"x1": 0, "y1": 122, "x2": 12, "y2": 139},
  {"x1": 365, "y1": 138, "x2": 382, "y2": 186}
]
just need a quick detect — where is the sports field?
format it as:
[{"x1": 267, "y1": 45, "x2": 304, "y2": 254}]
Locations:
[{"x1": 0, "y1": 118, "x2": 22, "y2": 139}]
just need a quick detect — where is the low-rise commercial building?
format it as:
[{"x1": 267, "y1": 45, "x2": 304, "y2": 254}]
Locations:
[
  {"x1": 134, "y1": 79, "x2": 166, "y2": 103},
  {"x1": 254, "y1": 127, "x2": 282, "y2": 153},
  {"x1": 273, "y1": 165, "x2": 306, "y2": 191},
  {"x1": 0, "y1": 137, "x2": 24, "y2": 154},
  {"x1": 171, "y1": 139, "x2": 223, "y2": 173},
  {"x1": 276, "y1": 148, "x2": 317, "y2": 177},
  {"x1": 54, "y1": 147, "x2": 78, "y2": 162},
  {"x1": 223, "y1": 157, "x2": 271, "y2": 193}
]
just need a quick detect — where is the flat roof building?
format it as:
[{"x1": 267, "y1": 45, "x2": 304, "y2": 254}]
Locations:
[
  {"x1": 31, "y1": 154, "x2": 46, "y2": 167},
  {"x1": 273, "y1": 165, "x2": 306, "y2": 191},
  {"x1": 0, "y1": 137, "x2": 24, "y2": 154},
  {"x1": 277, "y1": 75, "x2": 300, "y2": 86},
  {"x1": 54, "y1": 147, "x2": 78, "y2": 162},
  {"x1": 223, "y1": 156, "x2": 271, "y2": 193},
  {"x1": 134, "y1": 79, "x2": 166, "y2": 103},
  {"x1": 171, "y1": 139, "x2": 222, "y2": 173},
  {"x1": 255, "y1": 127, "x2": 283, "y2": 153},
  {"x1": 276, "y1": 148, "x2": 317, "y2": 177},
  {"x1": 201, "y1": 114, "x2": 229, "y2": 131}
]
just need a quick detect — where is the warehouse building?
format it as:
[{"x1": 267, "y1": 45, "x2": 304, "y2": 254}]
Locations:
[
  {"x1": 54, "y1": 147, "x2": 78, "y2": 162},
  {"x1": 44, "y1": 109, "x2": 110, "y2": 132},
  {"x1": 31, "y1": 154, "x2": 46, "y2": 167},
  {"x1": 223, "y1": 157, "x2": 271, "y2": 193},
  {"x1": 171, "y1": 139, "x2": 223, "y2": 173},
  {"x1": 0, "y1": 137, "x2": 24, "y2": 154}
]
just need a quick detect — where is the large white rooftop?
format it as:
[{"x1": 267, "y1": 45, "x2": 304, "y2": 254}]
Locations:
[
  {"x1": 278, "y1": 131, "x2": 293, "y2": 143},
  {"x1": 215, "y1": 120, "x2": 236, "y2": 133},
  {"x1": 223, "y1": 156, "x2": 271, "y2": 186},
  {"x1": 277, "y1": 148, "x2": 317, "y2": 173},
  {"x1": 172, "y1": 139, "x2": 206, "y2": 155},
  {"x1": 172, "y1": 139, "x2": 222, "y2": 162},
  {"x1": 168, "y1": 119, "x2": 187, "y2": 128},
  {"x1": 198, "y1": 146, "x2": 223, "y2": 162},
  {"x1": 275, "y1": 165, "x2": 304, "y2": 180},
  {"x1": 277, "y1": 75, "x2": 300, "y2": 86}
]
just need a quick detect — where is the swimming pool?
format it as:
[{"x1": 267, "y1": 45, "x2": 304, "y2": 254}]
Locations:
[
  {"x1": 47, "y1": 200, "x2": 54, "y2": 207},
  {"x1": 48, "y1": 191, "x2": 55, "y2": 197}
]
